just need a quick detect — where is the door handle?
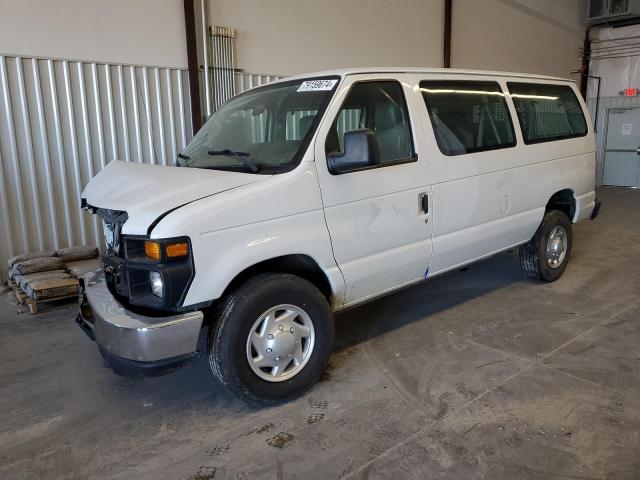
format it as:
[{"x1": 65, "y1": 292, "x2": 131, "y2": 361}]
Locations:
[
  {"x1": 419, "y1": 193, "x2": 429, "y2": 214},
  {"x1": 636, "y1": 146, "x2": 640, "y2": 155}
]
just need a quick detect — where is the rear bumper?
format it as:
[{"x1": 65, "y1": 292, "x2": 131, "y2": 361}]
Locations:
[{"x1": 76, "y1": 272, "x2": 203, "y2": 365}]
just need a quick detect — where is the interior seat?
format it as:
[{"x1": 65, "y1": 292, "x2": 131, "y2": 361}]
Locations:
[
  {"x1": 374, "y1": 102, "x2": 412, "y2": 161},
  {"x1": 298, "y1": 115, "x2": 315, "y2": 139}
]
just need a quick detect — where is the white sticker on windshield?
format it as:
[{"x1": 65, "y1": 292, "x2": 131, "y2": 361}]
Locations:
[{"x1": 297, "y1": 79, "x2": 338, "y2": 92}]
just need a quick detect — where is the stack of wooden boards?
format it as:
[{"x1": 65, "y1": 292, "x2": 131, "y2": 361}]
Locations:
[{"x1": 7, "y1": 246, "x2": 101, "y2": 314}]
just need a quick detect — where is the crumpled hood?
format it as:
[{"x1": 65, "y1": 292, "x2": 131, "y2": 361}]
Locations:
[{"x1": 82, "y1": 160, "x2": 261, "y2": 234}]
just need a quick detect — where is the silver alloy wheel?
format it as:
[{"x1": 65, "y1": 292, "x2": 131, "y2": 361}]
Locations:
[
  {"x1": 245, "y1": 304, "x2": 315, "y2": 382},
  {"x1": 546, "y1": 225, "x2": 568, "y2": 269}
]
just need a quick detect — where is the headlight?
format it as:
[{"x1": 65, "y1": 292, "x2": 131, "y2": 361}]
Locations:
[{"x1": 149, "y1": 271, "x2": 164, "y2": 298}]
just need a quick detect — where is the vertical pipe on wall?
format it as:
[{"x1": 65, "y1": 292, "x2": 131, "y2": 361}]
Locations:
[
  {"x1": 580, "y1": 26, "x2": 591, "y2": 99},
  {"x1": 224, "y1": 32, "x2": 230, "y2": 101},
  {"x1": 217, "y1": 29, "x2": 223, "y2": 107},
  {"x1": 225, "y1": 32, "x2": 233, "y2": 100},
  {"x1": 443, "y1": 0, "x2": 452, "y2": 68},
  {"x1": 176, "y1": 70, "x2": 187, "y2": 149},
  {"x1": 201, "y1": 0, "x2": 211, "y2": 118},
  {"x1": 220, "y1": 30, "x2": 226, "y2": 106},
  {"x1": 212, "y1": 27, "x2": 218, "y2": 108},
  {"x1": 231, "y1": 31, "x2": 236, "y2": 95},
  {"x1": 183, "y1": 0, "x2": 202, "y2": 135}
]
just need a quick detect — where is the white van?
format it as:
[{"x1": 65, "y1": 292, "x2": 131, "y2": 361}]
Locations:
[{"x1": 78, "y1": 68, "x2": 600, "y2": 402}]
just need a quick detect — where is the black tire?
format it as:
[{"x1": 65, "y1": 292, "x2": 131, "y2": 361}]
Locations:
[
  {"x1": 208, "y1": 273, "x2": 334, "y2": 403},
  {"x1": 520, "y1": 209, "x2": 573, "y2": 282}
]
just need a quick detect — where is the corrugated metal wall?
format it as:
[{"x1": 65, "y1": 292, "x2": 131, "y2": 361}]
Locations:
[
  {"x1": 0, "y1": 54, "x2": 193, "y2": 282},
  {"x1": 586, "y1": 95, "x2": 640, "y2": 186},
  {"x1": 234, "y1": 72, "x2": 282, "y2": 93},
  {"x1": 0, "y1": 52, "x2": 281, "y2": 283}
]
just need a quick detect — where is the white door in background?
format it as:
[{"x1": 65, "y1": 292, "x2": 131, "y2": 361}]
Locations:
[{"x1": 603, "y1": 107, "x2": 640, "y2": 187}]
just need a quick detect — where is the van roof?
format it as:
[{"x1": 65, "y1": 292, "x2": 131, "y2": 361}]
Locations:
[{"x1": 276, "y1": 67, "x2": 573, "y2": 84}]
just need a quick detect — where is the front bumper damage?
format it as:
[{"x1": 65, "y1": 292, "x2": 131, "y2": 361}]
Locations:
[{"x1": 76, "y1": 271, "x2": 204, "y2": 373}]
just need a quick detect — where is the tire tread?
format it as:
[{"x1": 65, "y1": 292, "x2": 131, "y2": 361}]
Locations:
[{"x1": 519, "y1": 210, "x2": 572, "y2": 282}]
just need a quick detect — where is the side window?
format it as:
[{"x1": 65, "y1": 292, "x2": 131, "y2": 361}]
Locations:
[
  {"x1": 507, "y1": 82, "x2": 588, "y2": 144},
  {"x1": 420, "y1": 80, "x2": 516, "y2": 156},
  {"x1": 326, "y1": 81, "x2": 414, "y2": 163}
]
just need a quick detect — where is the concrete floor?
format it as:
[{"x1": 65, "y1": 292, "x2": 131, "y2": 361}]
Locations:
[{"x1": 1, "y1": 186, "x2": 639, "y2": 480}]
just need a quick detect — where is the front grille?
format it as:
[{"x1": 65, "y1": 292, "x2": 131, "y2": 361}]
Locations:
[{"x1": 97, "y1": 209, "x2": 128, "y2": 256}]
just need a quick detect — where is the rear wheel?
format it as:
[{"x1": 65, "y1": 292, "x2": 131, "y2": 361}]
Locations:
[
  {"x1": 208, "y1": 273, "x2": 334, "y2": 403},
  {"x1": 520, "y1": 210, "x2": 572, "y2": 282}
]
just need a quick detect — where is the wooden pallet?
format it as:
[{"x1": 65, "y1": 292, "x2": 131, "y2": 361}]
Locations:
[
  {"x1": 8, "y1": 279, "x2": 80, "y2": 314},
  {"x1": 25, "y1": 293, "x2": 81, "y2": 314},
  {"x1": 8, "y1": 280, "x2": 27, "y2": 305}
]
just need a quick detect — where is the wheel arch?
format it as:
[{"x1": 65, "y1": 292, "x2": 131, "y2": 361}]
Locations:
[
  {"x1": 546, "y1": 189, "x2": 576, "y2": 221},
  {"x1": 222, "y1": 254, "x2": 334, "y2": 303}
]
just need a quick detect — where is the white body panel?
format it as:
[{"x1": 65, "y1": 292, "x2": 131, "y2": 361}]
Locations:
[{"x1": 81, "y1": 67, "x2": 597, "y2": 312}]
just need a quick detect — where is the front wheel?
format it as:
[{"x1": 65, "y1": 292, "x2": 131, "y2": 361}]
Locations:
[
  {"x1": 208, "y1": 273, "x2": 334, "y2": 403},
  {"x1": 520, "y1": 209, "x2": 573, "y2": 282}
]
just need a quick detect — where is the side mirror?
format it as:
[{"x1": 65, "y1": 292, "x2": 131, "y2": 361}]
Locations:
[{"x1": 327, "y1": 129, "x2": 381, "y2": 174}]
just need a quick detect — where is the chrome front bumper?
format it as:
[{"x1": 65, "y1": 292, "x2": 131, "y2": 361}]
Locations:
[{"x1": 77, "y1": 272, "x2": 203, "y2": 363}]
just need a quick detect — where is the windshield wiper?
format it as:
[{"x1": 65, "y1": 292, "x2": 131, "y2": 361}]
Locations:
[
  {"x1": 175, "y1": 152, "x2": 190, "y2": 167},
  {"x1": 208, "y1": 149, "x2": 260, "y2": 173}
]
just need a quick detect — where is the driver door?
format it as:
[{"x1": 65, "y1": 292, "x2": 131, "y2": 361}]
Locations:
[{"x1": 314, "y1": 74, "x2": 432, "y2": 306}]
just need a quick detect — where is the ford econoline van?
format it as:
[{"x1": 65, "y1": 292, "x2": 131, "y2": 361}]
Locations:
[{"x1": 77, "y1": 68, "x2": 600, "y2": 402}]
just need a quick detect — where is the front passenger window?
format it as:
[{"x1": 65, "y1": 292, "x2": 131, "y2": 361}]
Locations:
[{"x1": 326, "y1": 81, "x2": 414, "y2": 164}]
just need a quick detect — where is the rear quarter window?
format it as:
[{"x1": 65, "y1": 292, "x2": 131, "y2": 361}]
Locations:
[{"x1": 507, "y1": 82, "x2": 588, "y2": 144}]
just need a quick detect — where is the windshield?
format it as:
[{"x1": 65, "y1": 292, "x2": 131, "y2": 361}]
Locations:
[{"x1": 178, "y1": 77, "x2": 340, "y2": 173}]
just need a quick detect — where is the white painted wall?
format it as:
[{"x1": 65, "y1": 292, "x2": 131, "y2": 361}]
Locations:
[
  {"x1": 0, "y1": 0, "x2": 187, "y2": 67},
  {"x1": 452, "y1": 0, "x2": 586, "y2": 78},
  {"x1": 209, "y1": 0, "x2": 445, "y2": 75},
  {"x1": 588, "y1": 24, "x2": 640, "y2": 98},
  {"x1": 211, "y1": 0, "x2": 587, "y2": 78},
  {"x1": 0, "y1": 0, "x2": 587, "y2": 76}
]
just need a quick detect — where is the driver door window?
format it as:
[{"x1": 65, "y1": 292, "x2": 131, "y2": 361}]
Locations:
[{"x1": 326, "y1": 81, "x2": 415, "y2": 165}]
